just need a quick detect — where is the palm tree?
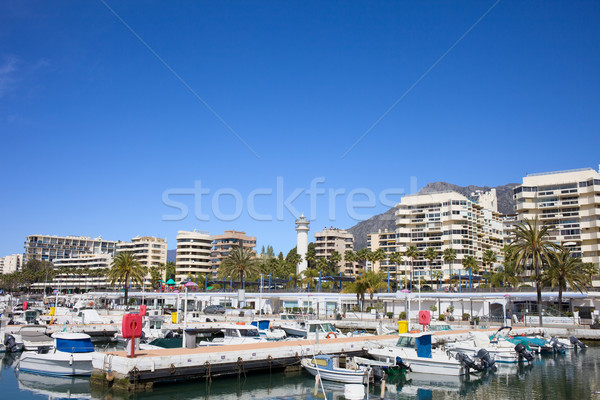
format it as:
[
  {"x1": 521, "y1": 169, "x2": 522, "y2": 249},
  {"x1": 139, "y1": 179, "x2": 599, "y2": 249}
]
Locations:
[
  {"x1": 482, "y1": 250, "x2": 497, "y2": 285},
  {"x1": 316, "y1": 257, "x2": 329, "y2": 273},
  {"x1": 405, "y1": 246, "x2": 419, "y2": 291},
  {"x1": 342, "y1": 278, "x2": 367, "y2": 311},
  {"x1": 361, "y1": 271, "x2": 388, "y2": 308},
  {"x1": 302, "y1": 268, "x2": 319, "y2": 290},
  {"x1": 389, "y1": 252, "x2": 404, "y2": 289},
  {"x1": 288, "y1": 272, "x2": 301, "y2": 290},
  {"x1": 423, "y1": 247, "x2": 438, "y2": 287},
  {"x1": 443, "y1": 248, "x2": 457, "y2": 279},
  {"x1": 330, "y1": 251, "x2": 342, "y2": 273},
  {"x1": 369, "y1": 249, "x2": 387, "y2": 272},
  {"x1": 511, "y1": 217, "x2": 559, "y2": 327},
  {"x1": 107, "y1": 252, "x2": 147, "y2": 305},
  {"x1": 543, "y1": 247, "x2": 593, "y2": 314},
  {"x1": 432, "y1": 270, "x2": 444, "y2": 290},
  {"x1": 219, "y1": 244, "x2": 261, "y2": 289},
  {"x1": 461, "y1": 256, "x2": 478, "y2": 291}
]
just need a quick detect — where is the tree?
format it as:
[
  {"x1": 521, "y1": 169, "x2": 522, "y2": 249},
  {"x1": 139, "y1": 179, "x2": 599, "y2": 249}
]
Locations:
[
  {"x1": 461, "y1": 256, "x2": 478, "y2": 291},
  {"x1": 164, "y1": 262, "x2": 176, "y2": 280},
  {"x1": 330, "y1": 251, "x2": 342, "y2": 273},
  {"x1": 432, "y1": 270, "x2": 444, "y2": 290},
  {"x1": 107, "y1": 252, "x2": 146, "y2": 305},
  {"x1": 305, "y1": 246, "x2": 317, "y2": 269},
  {"x1": 219, "y1": 244, "x2": 261, "y2": 289},
  {"x1": 369, "y1": 249, "x2": 387, "y2": 272},
  {"x1": 443, "y1": 248, "x2": 457, "y2": 279},
  {"x1": 482, "y1": 250, "x2": 497, "y2": 283},
  {"x1": 342, "y1": 278, "x2": 367, "y2": 311},
  {"x1": 302, "y1": 268, "x2": 319, "y2": 290},
  {"x1": 511, "y1": 217, "x2": 559, "y2": 327},
  {"x1": 423, "y1": 248, "x2": 438, "y2": 286},
  {"x1": 355, "y1": 248, "x2": 370, "y2": 272},
  {"x1": 405, "y1": 246, "x2": 419, "y2": 291},
  {"x1": 288, "y1": 272, "x2": 301, "y2": 290},
  {"x1": 361, "y1": 271, "x2": 389, "y2": 307},
  {"x1": 491, "y1": 247, "x2": 521, "y2": 288},
  {"x1": 543, "y1": 247, "x2": 593, "y2": 314},
  {"x1": 149, "y1": 266, "x2": 162, "y2": 289},
  {"x1": 316, "y1": 257, "x2": 329, "y2": 273},
  {"x1": 388, "y1": 251, "x2": 403, "y2": 287}
]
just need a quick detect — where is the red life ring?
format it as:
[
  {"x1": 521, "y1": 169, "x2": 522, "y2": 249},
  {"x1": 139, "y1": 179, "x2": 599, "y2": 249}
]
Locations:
[{"x1": 326, "y1": 332, "x2": 337, "y2": 339}]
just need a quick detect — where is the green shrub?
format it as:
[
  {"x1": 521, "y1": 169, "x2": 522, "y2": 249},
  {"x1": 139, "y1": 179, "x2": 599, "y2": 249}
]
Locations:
[
  {"x1": 447, "y1": 306, "x2": 454, "y2": 314},
  {"x1": 386, "y1": 312, "x2": 394, "y2": 319},
  {"x1": 438, "y1": 314, "x2": 446, "y2": 321},
  {"x1": 462, "y1": 313, "x2": 470, "y2": 321},
  {"x1": 399, "y1": 311, "x2": 407, "y2": 320},
  {"x1": 430, "y1": 305, "x2": 437, "y2": 313}
]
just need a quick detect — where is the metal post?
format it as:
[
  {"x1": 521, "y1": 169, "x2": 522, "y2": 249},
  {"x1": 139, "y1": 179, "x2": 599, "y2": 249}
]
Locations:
[
  {"x1": 318, "y1": 271, "x2": 321, "y2": 292},
  {"x1": 459, "y1": 270, "x2": 461, "y2": 294},
  {"x1": 387, "y1": 271, "x2": 390, "y2": 293},
  {"x1": 268, "y1": 274, "x2": 271, "y2": 293}
]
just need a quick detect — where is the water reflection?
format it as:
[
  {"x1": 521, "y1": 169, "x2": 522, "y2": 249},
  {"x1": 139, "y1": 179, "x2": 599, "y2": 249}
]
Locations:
[{"x1": 17, "y1": 372, "x2": 91, "y2": 399}]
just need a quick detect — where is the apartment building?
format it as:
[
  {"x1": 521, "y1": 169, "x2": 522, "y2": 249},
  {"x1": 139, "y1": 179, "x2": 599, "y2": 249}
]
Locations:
[
  {"x1": 117, "y1": 236, "x2": 167, "y2": 270},
  {"x1": 210, "y1": 231, "x2": 256, "y2": 276},
  {"x1": 0, "y1": 254, "x2": 23, "y2": 274},
  {"x1": 367, "y1": 229, "x2": 397, "y2": 273},
  {"x1": 52, "y1": 253, "x2": 112, "y2": 290},
  {"x1": 176, "y1": 230, "x2": 212, "y2": 281},
  {"x1": 513, "y1": 166, "x2": 600, "y2": 269},
  {"x1": 395, "y1": 190, "x2": 504, "y2": 282},
  {"x1": 314, "y1": 228, "x2": 355, "y2": 275},
  {"x1": 24, "y1": 235, "x2": 117, "y2": 263}
]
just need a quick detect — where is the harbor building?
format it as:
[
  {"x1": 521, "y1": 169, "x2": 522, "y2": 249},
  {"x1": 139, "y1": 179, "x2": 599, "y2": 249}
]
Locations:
[
  {"x1": 210, "y1": 231, "x2": 256, "y2": 277},
  {"x1": 395, "y1": 190, "x2": 504, "y2": 283},
  {"x1": 175, "y1": 230, "x2": 212, "y2": 281},
  {"x1": 513, "y1": 166, "x2": 600, "y2": 275},
  {"x1": 52, "y1": 253, "x2": 112, "y2": 290},
  {"x1": 314, "y1": 227, "x2": 355, "y2": 275},
  {"x1": 367, "y1": 229, "x2": 397, "y2": 273},
  {"x1": 0, "y1": 254, "x2": 23, "y2": 274},
  {"x1": 24, "y1": 234, "x2": 118, "y2": 263}
]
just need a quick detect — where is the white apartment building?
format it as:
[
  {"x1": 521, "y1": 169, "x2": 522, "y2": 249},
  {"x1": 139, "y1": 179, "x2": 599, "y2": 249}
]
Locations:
[
  {"x1": 210, "y1": 231, "x2": 256, "y2": 277},
  {"x1": 176, "y1": 230, "x2": 212, "y2": 281},
  {"x1": 367, "y1": 229, "x2": 397, "y2": 273},
  {"x1": 52, "y1": 253, "x2": 112, "y2": 290},
  {"x1": 395, "y1": 190, "x2": 504, "y2": 283},
  {"x1": 0, "y1": 254, "x2": 23, "y2": 274},
  {"x1": 314, "y1": 228, "x2": 355, "y2": 275},
  {"x1": 117, "y1": 236, "x2": 168, "y2": 286},
  {"x1": 24, "y1": 234, "x2": 117, "y2": 263},
  {"x1": 513, "y1": 166, "x2": 600, "y2": 269}
]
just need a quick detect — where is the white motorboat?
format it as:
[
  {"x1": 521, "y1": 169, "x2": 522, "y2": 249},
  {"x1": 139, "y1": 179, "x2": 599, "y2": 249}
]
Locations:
[
  {"x1": 301, "y1": 354, "x2": 372, "y2": 384},
  {"x1": 280, "y1": 320, "x2": 344, "y2": 340},
  {"x1": 18, "y1": 332, "x2": 94, "y2": 376},
  {"x1": 199, "y1": 324, "x2": 269, "y2": 346},
  {"x1": 446, "y1": 331, "x2": 519, "y2": 363},
  {"x1": 250, "y1": 320, "x2": 286, "y2": 340},
  {"x1": 18, "y1": 325, "x2": 54, "y2": 351},
  {"x1": 368, "y1": 332, "x2": 485, "y2": 376}
]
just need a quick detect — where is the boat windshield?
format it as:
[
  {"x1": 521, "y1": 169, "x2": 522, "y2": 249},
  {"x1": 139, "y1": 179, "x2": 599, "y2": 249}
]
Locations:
[
  {"x1": 309, "y1": 323, "x2": 336, "y2": 333},
  {"x1": 396, "y1": 336, "x2": 415, "y2": 348},
  {"x1": 240, "y1": 328, "x2": 260, "y2": 337}
]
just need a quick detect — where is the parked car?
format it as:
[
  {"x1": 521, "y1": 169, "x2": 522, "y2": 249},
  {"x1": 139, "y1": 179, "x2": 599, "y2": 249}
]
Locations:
[{"x1": 203, "y1": 305, "x2": 226, "y2": 315}]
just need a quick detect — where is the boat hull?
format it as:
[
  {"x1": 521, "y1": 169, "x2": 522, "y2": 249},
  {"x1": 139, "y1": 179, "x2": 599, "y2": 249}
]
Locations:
[
  {"x1": 18, "y1": 353, "x2": 93, "y2": 376},
  {"x1": 368, "y1": 348, "x2": 465, "y2": 376},
  {"x1": 301, "y1": 359, "x2": 368, "y2": 384}
]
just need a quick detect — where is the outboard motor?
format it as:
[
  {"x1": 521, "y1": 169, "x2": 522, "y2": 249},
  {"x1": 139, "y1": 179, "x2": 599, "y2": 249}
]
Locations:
[
  {"x1": 477, "y1": 348, "x2": 496, "y2": 370},
  {"x1": 515, "y1": 343, "x2": 534, "y2": 362},
  {"x1": 570, "y1": 336, "x2": 586, "y2": 350},
  {"x1": 4, "y1": 334, "x2": 19, "y2": 353},
  {"x1": 456, "y1": 352, "x2": 484, "y2": 373},
  {"x1": 395, "y1": 356, "x2": 411, "y2": 371},
  {"x1": 549, "y1": 337, "x2": 565, "y2": 353}
]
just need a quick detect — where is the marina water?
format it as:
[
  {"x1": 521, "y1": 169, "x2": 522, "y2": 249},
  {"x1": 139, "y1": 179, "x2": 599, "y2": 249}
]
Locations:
[{"x1": 1, "y1": 343, "x2": 599, "y2": 399}]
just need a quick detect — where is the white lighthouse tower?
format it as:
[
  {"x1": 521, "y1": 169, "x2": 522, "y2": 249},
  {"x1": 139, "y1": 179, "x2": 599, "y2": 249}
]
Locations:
[{"x1": 295, "y1": 214, "x2": 310, "y2": 275}]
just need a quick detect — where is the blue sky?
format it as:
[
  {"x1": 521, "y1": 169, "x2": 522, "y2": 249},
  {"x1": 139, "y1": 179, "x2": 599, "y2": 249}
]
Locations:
[{"x1": 0, "y1": 1, "x2": 599, "y2": 256}]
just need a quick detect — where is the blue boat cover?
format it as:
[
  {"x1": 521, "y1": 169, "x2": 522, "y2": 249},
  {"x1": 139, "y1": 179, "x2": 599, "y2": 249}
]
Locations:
[
  {"x1": 56, "y1": 338, "x2": 94, "y2": 353},
  {"x1": 416, "y1": 334, "x2": 432, "y2": 358}
]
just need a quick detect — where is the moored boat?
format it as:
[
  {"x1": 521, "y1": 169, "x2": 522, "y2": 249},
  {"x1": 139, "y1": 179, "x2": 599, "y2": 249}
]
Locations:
[{"x1": 301, "y1": 354, "x2": 372, "y2": 384}]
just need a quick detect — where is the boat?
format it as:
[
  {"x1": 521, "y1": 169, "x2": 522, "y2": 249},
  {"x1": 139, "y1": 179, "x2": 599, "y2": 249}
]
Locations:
[
  {"x1": 494, "y1": 327, "x2": 559, "y2": 354},
  {"x1": 18, "y1": 325, "x2": 54, "y2": 351},
  {"x1": 250, "y1": 320, "x2": 286, "y2": 340},
  {"x1": 198, "y1": 324, "x2": 269, "y2": 346},
  {"x1": 18, "y1": 332, "x2": 95, "y2": 376},
  {"x1": 368, "y1": 332, "x2": 486, "y2": 376},
  {"x1": 301, "y1": 354, "x2": 373, "y2": 384},
  {"x1": 280, "y1": 320, "x2": 344, "y2": 340},
  {"x1": 446, "y1": 330, "x2": 519, "y2": 363}
]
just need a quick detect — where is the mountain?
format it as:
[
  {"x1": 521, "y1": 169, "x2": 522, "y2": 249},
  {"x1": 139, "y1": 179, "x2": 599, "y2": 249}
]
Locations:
[
  {"x1": 167, "y1": 249, "x2": 177, "y2": 263},
  {"x1": 347, "y1": 182, "x2": 518, "y2": 250}
]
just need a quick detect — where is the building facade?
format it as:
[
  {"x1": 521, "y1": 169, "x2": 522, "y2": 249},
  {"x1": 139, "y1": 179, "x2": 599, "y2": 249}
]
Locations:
[
  {"x1": 175, "y1": 230, "x2": 212, "y2": 281},
  {"x1": 367, "y1": 229, "x2": 397, "y2": 273},
  {"x1": 24, "y1": 235, "x2": 117, "y2": 263},
  {"x1": 513, "y1": 167, "x2": 600, "y2": 269},
  {"x1": 210, "y1": 231, "x2": 256, "y2": 276},
  {"x1": 117, "y1": 236, "x2": 167, "y2": 270},
  {"x1": 314, "y1": 228, "x2": 355, "y2": 275},
  {"x1": 0, "y1": 254, "x2": 23, "y2": 274},
  {"x1": 52, "y1": 253, "x2": 112, "y2": 290},
  {"x1": 395, "y1": 190, "x2": 504, "y2": 283}
]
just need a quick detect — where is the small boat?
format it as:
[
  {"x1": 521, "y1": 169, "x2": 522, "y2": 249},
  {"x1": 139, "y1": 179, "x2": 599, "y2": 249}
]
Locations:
[
  {"x1": 446, "y1": 330, "x2": 519, "y2": 364},
  {"x1": 198, "y1": 324, "x2": 269, "y2": 346},
  {"x1": 18, "y1": 332, "x2": 94, "y2": 376},
  {"x1": 280, "y1": 320, "x2": 344, "y2": 340},
  {"x1": 368, "y1": 332, "x2": 486, "y2": 376},
  {"x1": 301, "y1": 354, "x2": 373, "y2": 384},
  {"x1": 250, "y1": 320, "x2": 286, "y2": 340}
]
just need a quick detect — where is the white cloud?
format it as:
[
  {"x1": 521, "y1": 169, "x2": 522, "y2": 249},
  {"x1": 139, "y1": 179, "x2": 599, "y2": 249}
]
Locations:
[{"x1": 0, "y1": 54, "x2": 20, "y2": 99}]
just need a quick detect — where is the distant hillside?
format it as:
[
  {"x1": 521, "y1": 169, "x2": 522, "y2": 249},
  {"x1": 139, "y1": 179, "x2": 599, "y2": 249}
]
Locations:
[
  {"x1": 167, "y1": 249, "x2": 177, "y2": 263},
  {"x1": 347, "y1": 182, "x2": 518, "y2": 250}
]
